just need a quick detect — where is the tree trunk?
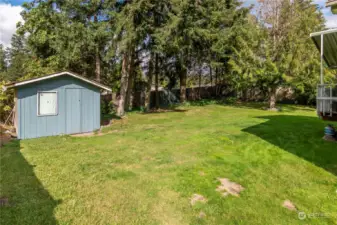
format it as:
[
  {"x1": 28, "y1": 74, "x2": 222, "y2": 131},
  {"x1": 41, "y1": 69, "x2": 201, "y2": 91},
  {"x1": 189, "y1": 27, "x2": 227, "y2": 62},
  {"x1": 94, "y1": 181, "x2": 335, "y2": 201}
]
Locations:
[
  {"x1": 167, "y1": 73, "x2": 176, "y2": 90},
  {"x1": 269, "y1": 87, "x2": 277, "y2": 109},
  {"x1": 215, "y1": 67, "x2": 218, "y2": 96},
  {"x1": 94, "y1": 14, "x2": 101, "y2": 82},
  {"x1": 95, "y1": 46, "x2": 101, "y2": 82},
  {"x1": 210, "y1": 66, "x2": 213, "y2": 87},
  {"x1": 111, "y1": 92, "x2": 117, "y2": 112},
  {"x1": 180, "y1": 66, "x2": 187, "y2": 103},
  {"x1": 155, "y1": 54, "x2": 160, "y2": 109},
  {"x1": 144, "y1": 54, "x2": 154, "y2": 112},
  {"x1": 198, "y1": 66, "x2": 202, "y2": 100},
  {"x1": 125, "y1": 49, "x2": 135, "y2": 111},
  {"x1": 243, "y1": 89, "x2": 248, "y2": 101},
  {"x1": 117, "y1": 53, "x2": 129, "y2": 117}
]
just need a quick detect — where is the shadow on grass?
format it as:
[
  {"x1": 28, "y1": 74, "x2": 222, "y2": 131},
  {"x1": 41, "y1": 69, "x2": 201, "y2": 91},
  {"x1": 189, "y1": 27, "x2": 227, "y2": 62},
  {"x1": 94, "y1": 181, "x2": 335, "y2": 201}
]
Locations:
[
  {"x1": 166, "y1": 99, "x2": 315, "y2": 113},
  {"x1": 243, "y1": 115, "x2": 337, "y2": 176},
  {"x1": 0, "y1": 140, "x2": 59, "y2": 225},
  {"x1": 102, "y1": 114, "x2": 122, "y2": 120},
  {"x1": 218, "y1": 101, "x2": 315, "y2": 113},
  {"x1": 101, "y1": 114, "x2": 122, "y2": 126},
  {"x1": 228, "y1": 102, "x2": 315, "y2": 112},
  {"x1": 141, "y1": 108, "x2": 188, "y2": 114}
]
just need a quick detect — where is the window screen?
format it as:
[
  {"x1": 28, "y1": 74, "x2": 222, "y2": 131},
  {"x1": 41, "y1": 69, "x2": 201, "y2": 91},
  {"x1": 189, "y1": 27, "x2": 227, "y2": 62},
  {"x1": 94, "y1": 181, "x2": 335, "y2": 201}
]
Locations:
[{"x1": 38, "y1": 92, "x2": 57, "y2": 116}]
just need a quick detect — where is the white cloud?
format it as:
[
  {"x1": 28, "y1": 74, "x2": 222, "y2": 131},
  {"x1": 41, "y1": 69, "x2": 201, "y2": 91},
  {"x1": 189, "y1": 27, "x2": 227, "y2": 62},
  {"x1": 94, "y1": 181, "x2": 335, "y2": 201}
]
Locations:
[
  {"x1": 0, "y1": 3, "x2": 23, "y2": 48},
  {"x1": 326, "y1": 15, "x2": 337, "y2": 28},
  {"x1": 321, "y1": 6, "x2": 337, "y2": 28},
  {"x1": 322, "y1": 5, "x2": 337, "y2": 28},
  {"x1": 243, "y1": 0, "x2": 337, "y2": 29}
]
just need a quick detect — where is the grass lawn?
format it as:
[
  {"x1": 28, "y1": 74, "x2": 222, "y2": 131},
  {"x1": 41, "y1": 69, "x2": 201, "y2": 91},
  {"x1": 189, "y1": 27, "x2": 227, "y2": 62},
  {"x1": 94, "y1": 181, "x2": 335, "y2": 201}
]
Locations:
[{"x1": 1, "y1": 103, "x2": 337, "y2": 225}]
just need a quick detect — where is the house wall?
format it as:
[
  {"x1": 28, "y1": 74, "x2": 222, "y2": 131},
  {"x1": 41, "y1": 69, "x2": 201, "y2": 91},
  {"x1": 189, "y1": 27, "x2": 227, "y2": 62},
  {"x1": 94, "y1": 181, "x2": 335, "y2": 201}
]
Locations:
[
  {"x1": 13, "y1": 89, "x2": 18, "y2": 134},
  {"x1": 17, "y1": 76, "x2": 101, "y2": 139}
]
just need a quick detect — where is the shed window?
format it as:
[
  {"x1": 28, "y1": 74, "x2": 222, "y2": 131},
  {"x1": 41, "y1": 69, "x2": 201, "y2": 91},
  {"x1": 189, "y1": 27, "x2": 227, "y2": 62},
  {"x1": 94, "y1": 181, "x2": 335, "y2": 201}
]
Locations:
[{"x1": 38, "y1": 92, "x2": 58, "y2": 116}]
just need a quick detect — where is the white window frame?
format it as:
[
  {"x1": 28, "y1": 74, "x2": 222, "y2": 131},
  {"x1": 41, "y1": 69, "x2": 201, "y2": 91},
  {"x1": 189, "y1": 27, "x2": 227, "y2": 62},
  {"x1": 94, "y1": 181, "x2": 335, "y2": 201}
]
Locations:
[{"x1": 37, "y1": 91, "x2": 58, "y2": 116}]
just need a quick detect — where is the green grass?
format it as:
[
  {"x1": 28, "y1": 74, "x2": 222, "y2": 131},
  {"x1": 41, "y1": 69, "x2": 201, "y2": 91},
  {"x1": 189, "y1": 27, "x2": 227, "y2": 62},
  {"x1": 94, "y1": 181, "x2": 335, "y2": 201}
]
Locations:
[{"x1": 1, "y1": 103, "x2": 337, "y2": 225}]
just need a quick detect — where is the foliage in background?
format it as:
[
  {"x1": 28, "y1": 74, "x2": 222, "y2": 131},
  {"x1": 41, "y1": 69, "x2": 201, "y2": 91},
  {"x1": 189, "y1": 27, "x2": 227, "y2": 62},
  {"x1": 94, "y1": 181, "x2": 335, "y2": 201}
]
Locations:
[
  {"x1": 0, "y1": 0, "x2": 334, "y2": 121},
  {"x1": 0, "y1": 81, "x2": 13, "y2": 122}
]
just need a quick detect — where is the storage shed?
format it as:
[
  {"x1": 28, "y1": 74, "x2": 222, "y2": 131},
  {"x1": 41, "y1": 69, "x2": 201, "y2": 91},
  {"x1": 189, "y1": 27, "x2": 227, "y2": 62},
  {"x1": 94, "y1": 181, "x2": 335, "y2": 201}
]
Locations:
[{"x1": 3, "y1": 71, "x2": 112, "y2": 139}]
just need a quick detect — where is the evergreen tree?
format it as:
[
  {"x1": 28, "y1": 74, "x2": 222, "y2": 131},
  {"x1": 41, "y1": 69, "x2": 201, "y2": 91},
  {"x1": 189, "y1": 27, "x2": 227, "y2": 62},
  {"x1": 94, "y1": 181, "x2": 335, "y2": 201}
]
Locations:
[
  {"x1": 18, "y1": 0, "x2": 114, "y2": 81},
  {"x1": 155, "y1": 0, "x2": 247, "y2": 102},
  {"x1": 5, "y1": 34, "x2": 29, "y2": 81},
  {"x1": 1, "y1": 0, "x2": 329, "y2": 118},
  {"x1": 0, "y1": 44, "x2": 6, "y2": 81},
  {"x1": 229, "y1": 0, "x2": 327, "y2": 107},
  {"x1": 280, "y1": 0, "x2": 326, "y2": 104},
  {"x1": 114, "y1": 0, "x2": 171, "y2": 114}
]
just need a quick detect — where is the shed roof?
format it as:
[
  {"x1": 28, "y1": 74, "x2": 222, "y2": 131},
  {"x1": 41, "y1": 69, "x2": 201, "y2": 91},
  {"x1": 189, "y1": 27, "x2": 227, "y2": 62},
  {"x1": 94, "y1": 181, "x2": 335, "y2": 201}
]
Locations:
[
  {"x1": 310, "y1": 28, "x2": 337, "y2": 69},
  {"x1": 3, "y1": 71, "x2": 112, "y2": 92}
]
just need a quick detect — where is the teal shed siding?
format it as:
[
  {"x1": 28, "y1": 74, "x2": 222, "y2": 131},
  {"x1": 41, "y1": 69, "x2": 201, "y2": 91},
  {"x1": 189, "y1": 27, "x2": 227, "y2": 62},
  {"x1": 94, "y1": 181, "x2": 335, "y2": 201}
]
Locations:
[{"x1": 17, "y1": 76, "x2": 101, "y2": 139}]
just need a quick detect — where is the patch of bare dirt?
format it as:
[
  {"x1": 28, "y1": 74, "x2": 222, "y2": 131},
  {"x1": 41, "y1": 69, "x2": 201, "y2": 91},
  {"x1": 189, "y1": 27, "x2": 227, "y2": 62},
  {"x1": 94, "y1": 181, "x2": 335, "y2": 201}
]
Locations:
[
  {"x1": 216, "y1": 178, "x2": 244, "y2": 197},
  {"x1": 71, "y1": 132, "x2": 95, "y2": 137},
  {"x1": 198, "y1": 211, "x2": 206, "y2": 219},
  {"x1": 143, "y1": 156, "x2": 155, "y2": 161},
  {"x1": 283, "y1": 200, "x2": 297, "y2": 211},
  {"x1": 71, "y1": 130, "x2": 120, "y2": 137},
  {"x1": 323, "y1": 135, "x2": 336, "y2": 142},
  {"x1": 0, "y1": 133, "x2": 11, "y2": 146},
  {"x1": 101, "y1": 119, "x2": 113, "y2": 126},
  {"x1": 190, "y1": 194, "x2": 207, "y2": 206},
  {"x1": 199, "y1": 171, "x2": 205, "y2": 176},
  {"x1": 0, "y1": 124, "x2": 13, "y2": 146},
  {"x1": 0, "y1": 197, "x2": 9, "y2": 207}
]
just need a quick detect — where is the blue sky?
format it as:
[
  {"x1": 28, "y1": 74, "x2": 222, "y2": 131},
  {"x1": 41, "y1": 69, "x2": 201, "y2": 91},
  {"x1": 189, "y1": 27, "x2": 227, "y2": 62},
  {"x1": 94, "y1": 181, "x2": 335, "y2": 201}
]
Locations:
[
  {"x1": 0, "y1": 0, "x2": 336, "y2": 47},
  {"x1": 0, "y1": 0, "x2": 26, "y2": 5},
  {"x1": 243, "y1": 0, "x2": 337, "y2": 28}
]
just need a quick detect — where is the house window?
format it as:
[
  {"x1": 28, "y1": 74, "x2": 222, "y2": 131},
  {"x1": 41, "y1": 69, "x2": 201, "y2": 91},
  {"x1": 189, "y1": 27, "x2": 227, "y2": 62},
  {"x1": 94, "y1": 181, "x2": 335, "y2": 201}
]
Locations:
[{"x1": 38, "y1": 91, "x2": 58, "y2": 116}]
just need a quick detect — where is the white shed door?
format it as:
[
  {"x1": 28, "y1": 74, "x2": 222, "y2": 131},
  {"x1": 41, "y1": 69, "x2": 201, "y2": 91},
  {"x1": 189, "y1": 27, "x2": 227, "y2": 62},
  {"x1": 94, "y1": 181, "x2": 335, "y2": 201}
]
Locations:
[{"x1": 38, "y1": 92, "x2": 57, "y2": 115}]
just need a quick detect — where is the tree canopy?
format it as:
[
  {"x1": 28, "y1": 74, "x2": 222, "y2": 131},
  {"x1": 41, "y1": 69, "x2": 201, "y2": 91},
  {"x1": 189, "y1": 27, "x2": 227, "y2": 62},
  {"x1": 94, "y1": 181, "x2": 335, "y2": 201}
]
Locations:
[{"x1": 0, "y1": 0, "x2": 333, "y2": 119}]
